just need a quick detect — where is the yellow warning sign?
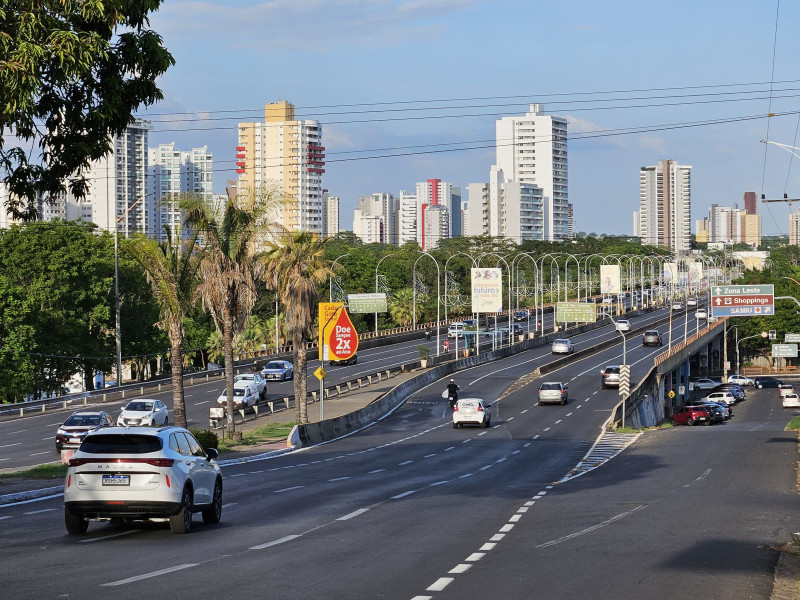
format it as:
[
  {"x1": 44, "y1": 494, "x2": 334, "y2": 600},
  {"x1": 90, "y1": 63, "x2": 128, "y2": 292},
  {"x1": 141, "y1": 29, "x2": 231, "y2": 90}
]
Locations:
[{"x1": 314, "y1": 366, "x2": 326, "y2": 381}]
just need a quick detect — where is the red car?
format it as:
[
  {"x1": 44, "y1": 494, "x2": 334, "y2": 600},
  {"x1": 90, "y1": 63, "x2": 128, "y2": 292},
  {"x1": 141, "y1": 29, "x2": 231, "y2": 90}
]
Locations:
[{"x1": 673, "y1": 406, "x2": 711, "y2": 426}]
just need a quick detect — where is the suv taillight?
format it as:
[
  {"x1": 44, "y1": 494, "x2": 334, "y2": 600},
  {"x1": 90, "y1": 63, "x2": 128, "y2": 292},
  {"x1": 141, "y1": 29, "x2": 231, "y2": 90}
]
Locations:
[{"x1": 68, "y1": 458, "x2": 174, "y2": 467}]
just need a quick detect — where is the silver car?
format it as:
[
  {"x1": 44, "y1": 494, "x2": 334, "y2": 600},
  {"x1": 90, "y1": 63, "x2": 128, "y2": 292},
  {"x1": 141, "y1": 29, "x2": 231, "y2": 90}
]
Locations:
[
  {"x1": 538, "y1": 382, "x2": 568, "y2": 405},
  {"x1": 64, "y1": 426, "x2": 222, "y2": 535},
  {"x1": 551, "y1": 339, "x2": 574, "y2": 354}
]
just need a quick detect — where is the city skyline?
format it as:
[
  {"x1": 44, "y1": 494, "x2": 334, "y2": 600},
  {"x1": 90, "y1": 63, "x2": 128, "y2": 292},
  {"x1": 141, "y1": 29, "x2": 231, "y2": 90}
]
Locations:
[{"x1": 129, "y1": 1, "x2": 800, "y2": 237}]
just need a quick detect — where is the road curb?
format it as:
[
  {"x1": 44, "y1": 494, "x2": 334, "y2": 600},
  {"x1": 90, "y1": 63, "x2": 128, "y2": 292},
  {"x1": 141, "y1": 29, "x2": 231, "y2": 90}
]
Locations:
[{"x1": 0, "y1": 485, "x2": 63, "y2": 506}]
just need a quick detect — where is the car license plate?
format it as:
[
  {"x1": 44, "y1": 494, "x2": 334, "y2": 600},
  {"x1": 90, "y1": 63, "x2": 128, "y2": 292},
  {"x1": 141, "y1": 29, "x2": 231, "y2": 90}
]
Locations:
[
  {"x1": 102, "y1": 474, "x2": 130, "y2": 486},
  {"x1": 69, "y1": 438, "x2": 81, "y2": 444}
]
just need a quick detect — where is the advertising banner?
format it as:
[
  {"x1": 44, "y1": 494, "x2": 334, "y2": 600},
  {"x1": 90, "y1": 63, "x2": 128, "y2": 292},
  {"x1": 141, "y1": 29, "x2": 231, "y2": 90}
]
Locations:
[
  {"x1": 664, "y1": 262, "x2": 679, "y2": 285},
  {"x1": 600, "y1": 265, "x2": 620, "y2": 295},
  {"x1": 318, "y1": 302, "x2": 344, "y2": 361},
  {"x1": 471, "y1": 268, "x2": 503, "y2": 313}
]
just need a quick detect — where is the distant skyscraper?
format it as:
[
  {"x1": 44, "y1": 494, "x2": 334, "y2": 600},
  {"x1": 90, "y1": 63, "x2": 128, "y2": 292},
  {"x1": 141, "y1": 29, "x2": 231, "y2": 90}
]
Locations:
[
  {"x1": 465, "y1": 167, "x2": 544, "y2": 241},
  {"x1": 791, "y1": 213, "x2": 800, "y2": 246},
  {"x1": 236, "y1": 100, "x2": 324, "y2": 233},
  {"x1": 321, "y1": 192, "x2": 340, "y2": 237},
  {"x1": 744, "y1": 191, "x2": 757, "y2": 215},
  {"x1": 352, "y1": 193, "x2": 397, "y2": 244},
  {"x1": 705, "y1": 203, "x2": 761, "y2": 247},
  {"x1": 637, "y1": 160, "x2": 691, "y2": 253},
  {"x1": 148, "y1": 142, "x2": 213, "y2": 240},
  {"x1": 398, "y1": 189, "x2": 418, "y2": 246},
  {"x1": 495, "y1": 104, "x2": 569, "y2": 240}
]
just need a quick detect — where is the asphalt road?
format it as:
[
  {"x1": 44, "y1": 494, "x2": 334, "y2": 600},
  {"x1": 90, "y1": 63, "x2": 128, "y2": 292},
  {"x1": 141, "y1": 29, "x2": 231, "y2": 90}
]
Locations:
[{"x1": 3, "y1": 303, "x2": 784, "y2": 600}]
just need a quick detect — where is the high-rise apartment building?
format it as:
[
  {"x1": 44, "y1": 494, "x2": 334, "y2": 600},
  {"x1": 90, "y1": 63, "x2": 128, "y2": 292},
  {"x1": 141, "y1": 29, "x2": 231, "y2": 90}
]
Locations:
[
  {"x1": 147, "y1": 143, "x2": 213, "y2": 240},
  {"x1": 353, "y1": 193, "x2": 398, "y2": 244},
  {"x1": 703, "y1": 203, "x2": 761, "y2": 248},
  {"x1": 637, "y1": 160, "x2": 691, "y2": 253},
  {"x1": 321, "y1": 192, "x2": 340, "y2": 237},
  {"x1": 744, "y1": 191, "x2": 757, "y2": 215},
  {"x1": 236, "y1": 100, "x2": 324, "y2": 233},
  {"x1": 495, "y1": 104, "x2": 569, "y2": 240},
  {"x1": 790, "y1": 213, "x2": 800, "y2": 246},
  {"x1": 465, "y1": 167, "x2": 544, "y2": 240}
]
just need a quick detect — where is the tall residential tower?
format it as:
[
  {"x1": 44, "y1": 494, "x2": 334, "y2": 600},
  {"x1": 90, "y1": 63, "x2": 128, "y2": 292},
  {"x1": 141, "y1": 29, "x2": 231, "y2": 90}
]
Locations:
[{"x1": 637, "y1": 160, "x2": 691, "y2": 253}]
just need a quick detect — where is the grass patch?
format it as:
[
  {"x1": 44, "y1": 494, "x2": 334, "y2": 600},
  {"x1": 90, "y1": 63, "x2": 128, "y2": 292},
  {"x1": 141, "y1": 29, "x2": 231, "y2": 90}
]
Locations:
[
  {"x1": 218, "y1": 421, "x2": 296, "y2": 452},
  {"x1": 0, "y1": 463, "x2": 68, "y2": 481},
  {"x1": 613, "y1": 426, "x2": 639, "y2": 434},
  {"x1": 785, "y1": 416, "x2": 800, "y2": 431}
]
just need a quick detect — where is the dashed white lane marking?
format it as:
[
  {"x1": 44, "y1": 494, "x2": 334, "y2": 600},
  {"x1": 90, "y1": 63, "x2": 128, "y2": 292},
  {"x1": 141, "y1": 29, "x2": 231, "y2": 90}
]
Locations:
[
  {"x1": 194, "y1": 400, "x2": 210, "y2": 405},
  {"x1": 566, "y1": 412, "x2": 573, "y2": 417},
  {"x1": 274, "y1": 486, "x2": 304, "y2": 493},
  {"x1": 459, "y1": 473, "x2": 474, "y2": 479},
  {"x1": 461, "y1": 439, "x2": 471, "y2": 444},
  {"x1": 399, "y1": 460, "x2": 413, "y2": 466},
  {"x1": 24, "y1": 508, "x2": 55, "y2": 515},
  {"x1": 337, "y1": 508, "x2": 369, "y2": 521},
  {"x1": 221, "y1": 502, "x2": 237, "y2": 509},
  {"x1": 229, "y1": 473, "x2": 246, "y2": 478},
  {"x1": 0, "y1": 516, "x2": 12, "y2": 521},
  {"x1": 682, "y1": 468, "x2": 712, "y2": 488},
  {"x1": 478, "y1": 431, "x2": 487, "y2": 436},
  {"x1": 543, "y1": 427, "x2": 551, "y2": 432},
  {"x1": 507, "y1": 416, "x2": 515, "y2": 421},
  {"x1": 554, "y1": 420, "x2": 562, "y2": 424},
  {"x1": 576, "y1": 404, "x2": 583, "y2": 409},
  {"x1": 79, "y1": 530, "x2": 137, "y2": 543},
  {"x1": 520, "y1": 409, "x2": 528, "y2": 414},
  {"x1": 328, "y1": 477, "x2": 350, "y2": 482},
  {"x1": 479, "y1": 543, "x2": 496, "y2": 551},
  {"x1": 536, "y1": 505, "x2": 647, "y2": 549},
  {"x1": 392, "y1": 489, "x2": 418, "y2": 499},
  {"x1": 444, "y1": 446, "x2": 455, "y2": 452},
  {"x1": 8, "y1": 430, "x2": 26, "y2": 434},
  {"x1": 250, "y1": 534, "x2": 302, "y2": 550},
  {"x1": 29, "y1": 451, "x2": 50, "y2": 457},
  {"x1": 424, "y1": 454, "x2": 437, "y2": 458},
  {"x1": 102, "y1": 564, "x2": 198, "y2": 586},
  {"x1": 430, "y1": 480, "x2": 449, "y2": 487},
  {"x1": 499, "y1": 524, "x2": 514, "y2": 533},
  {"x1": 369, "y1": 469, "x2": 385, "y2": 474},
  {"x1": 0, "y1": 443, "x2": 22, "y2": 448},
  {"x1": 427, "y1": 578, "x2": 454, "y2": 592},
  {"x1": 479, "y1": 465, "x2": 492, "y2": 471},
  {"x1": 509, "y1": 514, "x2": 521, "y2": 522},
  {"x1": 249, "y1": 470, "x2": 264, "y2": 474},
  {"x1": 449, "y1": 564, "x2": 472, "y2": 574},
  {"x1": 465, "y1": 552, "x2": 485, "y2": 561},
  {"x1": 490, "y1": 533, "x2": 505, "y2": 542}
]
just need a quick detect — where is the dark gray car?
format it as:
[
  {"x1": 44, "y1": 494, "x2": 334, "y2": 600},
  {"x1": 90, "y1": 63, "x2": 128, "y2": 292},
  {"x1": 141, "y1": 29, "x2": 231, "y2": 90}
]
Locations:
[{"x1": 642, "y1": 330, "x2": 663, "y2": 347}]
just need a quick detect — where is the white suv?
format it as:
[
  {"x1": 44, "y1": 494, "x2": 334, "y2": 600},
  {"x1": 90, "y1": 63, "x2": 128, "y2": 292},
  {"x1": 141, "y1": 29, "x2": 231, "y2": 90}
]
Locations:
[
  {"x1": 64, "y1": 426, "x2": 222, "y2": 535},
  {"x1": 217, "y1": 381, "x2": 258, "y2": 409}
]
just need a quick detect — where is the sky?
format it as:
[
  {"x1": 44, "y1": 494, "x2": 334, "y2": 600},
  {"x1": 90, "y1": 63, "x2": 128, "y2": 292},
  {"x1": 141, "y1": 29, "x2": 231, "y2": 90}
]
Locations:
[{"x1": 137, "y1": 0, "x2": 800, "y2": 237}]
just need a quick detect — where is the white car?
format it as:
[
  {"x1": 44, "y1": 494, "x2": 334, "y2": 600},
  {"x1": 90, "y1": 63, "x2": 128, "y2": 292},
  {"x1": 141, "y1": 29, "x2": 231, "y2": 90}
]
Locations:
[
  {"x1": 783, "y1": 393, "x2": 800, "y2": 408},
  {"x1": 778, "y1": 383, "x2": 796, "y2": 398},
  {"x1": 615, "y1": 319, "x2": 631, "y2": 332},
  {"x1": 695, "y1": 309, "x2": 707, "y2": 320},
  {"x1": 692, "y1": 378, "x2": 719, "y2": 391},
  {"x1": 704, "y1": 391, "x2": 736, "y2": 406},
  {"x1": 117, "y1": 399, "x2": 169, "y2": 427},
  {"x1": 452, "y1": 398, "x2": 491, "y2": 428},
  {"x1": 234, "y1": 372, "x2": 267, "y2": 400},
  {"x1": 216, "y1": 381, "x2": 258, "y2": 410},
  {"x1": 727, "y1": 374, "x2": 754, "y2": 386},
  {"x1": 63, "y1": 426, "x2": 222, "y2": 534},
  {"x1": 687, "y1": 298, "x2": 698, "y2": 307},
  {"x1": 671, "y1": 302, "x2": 683, "y2": 311}
]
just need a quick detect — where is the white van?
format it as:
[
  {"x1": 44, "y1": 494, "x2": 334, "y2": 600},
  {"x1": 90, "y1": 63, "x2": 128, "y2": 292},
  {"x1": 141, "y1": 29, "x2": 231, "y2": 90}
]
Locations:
[{"x1": 448, "y1": 322, "x2": 465, "y2": 339}]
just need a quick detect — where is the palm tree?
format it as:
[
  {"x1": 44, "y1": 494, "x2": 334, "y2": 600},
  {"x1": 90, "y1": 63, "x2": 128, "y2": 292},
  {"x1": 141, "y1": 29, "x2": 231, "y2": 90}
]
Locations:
[
  {"x1": 389, "y1": 288, "x2": 416, "y2": 326},
  {"x1": 180, "y1": 191, "x2": 278, "y2": 434},
  {"x1": 123, "y1": 226, "x2": 201, "y2": 428},
  {"x1": 263, "y1": 231, "x2": 333, "y2": 424}
]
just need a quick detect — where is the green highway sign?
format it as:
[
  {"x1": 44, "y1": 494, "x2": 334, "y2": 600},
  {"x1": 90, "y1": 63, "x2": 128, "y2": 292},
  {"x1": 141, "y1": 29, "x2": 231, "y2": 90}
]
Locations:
[
  {"x1": 347, "y1": 293, "x2": 388, "y2": 314},
  {"x1": 556, "y1": 302, "x2": 596, "y2": 323},
  {"x1": 786, "y1": 333, "x2": 800, "y2": 343},
  {"x1": 772, "y1": 343, "x2": 798, "y2": 358}
]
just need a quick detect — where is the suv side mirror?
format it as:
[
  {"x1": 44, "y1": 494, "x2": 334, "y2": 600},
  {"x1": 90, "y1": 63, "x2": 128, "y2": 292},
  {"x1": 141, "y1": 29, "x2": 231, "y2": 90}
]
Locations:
[{"x1": 206, "y1": 448, "x2": 219, "y2": 461}]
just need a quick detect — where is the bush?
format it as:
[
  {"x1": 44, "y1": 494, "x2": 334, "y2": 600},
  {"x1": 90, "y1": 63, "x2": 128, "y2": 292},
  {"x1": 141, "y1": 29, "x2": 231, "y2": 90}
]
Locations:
[{"x1": 190, "y1": 428, "x2": 219, "y2": 450}]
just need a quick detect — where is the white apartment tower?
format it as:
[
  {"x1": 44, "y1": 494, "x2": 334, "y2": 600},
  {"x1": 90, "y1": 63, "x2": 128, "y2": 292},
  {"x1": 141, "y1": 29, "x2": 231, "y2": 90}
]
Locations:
[
  {"x1": 83, "y1": 120, "x2": 152, "y2": 236},
  {"x1": 637, "y1": 160, "x2": 691, "y2": 253},
  {"x1": 790, "y1": 213, "x2": 800, "y2": 246},
  {"x1": 236, "y1": 100, "x2": 324, "y2": 233},
  {"x1": 495, "y1": 104, "x2": 569, "y2": 240},
  {"x1": 321, "y1": 192, "x2": 340, "y2": 237},
  {"x1": 147, "y1": 143, "x2": 213, "y2": 240},
  {"x1": 465, "y1": 167, "x2": 544, "y2": 240},
  {"x1": 353, "y1": 193, "x2": 398, "y2": 244}
]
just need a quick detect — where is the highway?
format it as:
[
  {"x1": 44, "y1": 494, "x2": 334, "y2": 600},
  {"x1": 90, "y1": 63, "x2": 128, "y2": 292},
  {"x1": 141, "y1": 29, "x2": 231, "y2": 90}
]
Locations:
[{"x1": 4, "y1": 302, "x2": 791, "y2": 599}]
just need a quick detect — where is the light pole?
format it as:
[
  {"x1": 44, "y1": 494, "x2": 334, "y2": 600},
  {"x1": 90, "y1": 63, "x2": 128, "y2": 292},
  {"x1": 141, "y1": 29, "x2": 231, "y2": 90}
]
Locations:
[
  {"x1": 414, "y1": 252, "x2": 441, "y2": 355},
  {"x1": 375, "y1": 252, "x2": 396, "y2": 335},
  {"x1": 329, "y1": 252, "x2": 351, "y2": 302},
  {"x1": 737, "y1": 331, "x2": 768, "y2": 376}
]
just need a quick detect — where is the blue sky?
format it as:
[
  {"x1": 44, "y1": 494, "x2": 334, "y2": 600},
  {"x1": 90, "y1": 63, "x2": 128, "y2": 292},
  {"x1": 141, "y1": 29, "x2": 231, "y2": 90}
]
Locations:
[{"x1": 139, "y1": 0, "x2": 800, "y2": 237}]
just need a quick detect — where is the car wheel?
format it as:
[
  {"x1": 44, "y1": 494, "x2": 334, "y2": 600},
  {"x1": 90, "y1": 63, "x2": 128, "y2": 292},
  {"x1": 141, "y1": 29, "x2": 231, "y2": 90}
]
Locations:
[
  {"x1": 202, "y1": 480, "x2": 223, "y2": 525},
  {"x1": 452, "y1": 422, "x2": 458, "y2": 429},
  {"x1": 483, "y1": 418, "x2": 490, "y2": 428},
  {"x1": 758, "y1": 384, "x2": 763, "y2": 389},
  {"x1": 65, "y1": 509, "x2": 88, "y2": 534},
  {"x1": 538, "y1": 401, "x2": 543, "y2": 406},
  {"x1": 169, "y1": 488, "x2": 193, "y2": 534},
  {"x1": 687, "y1": 418, "x2": 694, "y2": 426},
  {"x1": 561, "y1": 397, "x2": 567, "y2": 405},
  {"x1": 352, "y1": 356, "x2": 358, "y2": 365}
]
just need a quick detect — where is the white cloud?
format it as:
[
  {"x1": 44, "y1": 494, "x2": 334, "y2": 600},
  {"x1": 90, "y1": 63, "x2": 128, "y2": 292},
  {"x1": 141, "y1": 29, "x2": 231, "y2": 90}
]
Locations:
[{"x1": 152, "y1": 0, "x2": 486, "y2": 50}]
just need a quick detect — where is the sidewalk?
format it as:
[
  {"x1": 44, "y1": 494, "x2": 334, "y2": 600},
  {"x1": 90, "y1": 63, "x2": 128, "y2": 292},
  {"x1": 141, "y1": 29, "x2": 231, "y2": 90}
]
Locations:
[{"x1": 0, "y1": 368, "x2": 422, "y2": 505}]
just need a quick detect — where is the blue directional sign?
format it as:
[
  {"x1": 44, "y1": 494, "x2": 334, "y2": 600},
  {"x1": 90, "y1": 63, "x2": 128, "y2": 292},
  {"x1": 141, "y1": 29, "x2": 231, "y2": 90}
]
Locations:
[{"x1": 711, "y1": 284, "x2": 774, "y2": 317}]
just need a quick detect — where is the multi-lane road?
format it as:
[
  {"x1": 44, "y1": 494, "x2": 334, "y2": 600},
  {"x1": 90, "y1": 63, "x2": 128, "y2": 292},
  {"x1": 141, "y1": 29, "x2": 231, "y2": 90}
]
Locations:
[{"x1": 4, "y1": 303, "x2": 795, "y2": 599}]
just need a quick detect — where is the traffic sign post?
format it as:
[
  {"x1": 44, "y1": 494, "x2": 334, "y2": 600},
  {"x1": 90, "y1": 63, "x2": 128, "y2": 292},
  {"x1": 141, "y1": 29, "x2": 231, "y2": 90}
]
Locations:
[
  {"x1": 710, "y1": 284, "x2": 774, "y2": 317},
  {"x1": 556, "y1": 302, "x2": 597, "y2": 323}
]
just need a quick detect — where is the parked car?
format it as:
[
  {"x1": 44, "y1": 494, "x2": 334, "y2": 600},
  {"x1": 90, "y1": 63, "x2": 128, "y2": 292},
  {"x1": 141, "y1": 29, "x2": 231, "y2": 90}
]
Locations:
[
  {"x1": 755, "y1": 376, "x2": 784, "y2": 389},
  {"x1": 63, "y1": 426, "x2": 222, "y2": 534},
  {"x1": 642, "y1": 330, "x2": 663, "y2": 347},
  {"x1": 673, "y1": 405, "x2": 711, "y2": 426},
  {"x1": 711, "y1": 384, "x2": 745, "y2": 401},
  {"x1": 329, "y1": 353, "x2": 358, "y2": 366},
  {"x1": 695, "y1": 309, "x2": 707, "y2": 320},
  {"x1": 778, "y1": 383, "x2": 796, "y2": 398},
  {"x1": 783, "y1": 393, "x2": 800, "y2": 409},
  {"x1": 692, "y1": 378, "x2": 719, "y2": 391},
  {"x1": 235, "y1": 372, "x2": 267, "y2": 400},
  {"x1": 513, "y1": 311, "x2": 529, "y2": 322},
  {"x1": 704, "y1": 391, "x2": 736, "y2": 406},
  {"x1": 727, "y1": 374, "x2": 754, "y2": 386},
  {"x1": 538, "y1": 382, "x2": 568, "y2": 405},
  {"x1": 616, "y1": 319, "x2": 631, "y2": 332},
  {"x1": 601, "y1": 366, "x2": 621, "y2": 389},
  {"x1": 261, "y1": 360, "x2": 294, "y2": 381},
  {"x1": 551, "y1": 339, "x2": 574, "y2": 354},
  {"x1": 216, "y1": 381, "x2": 258, "y2": 410},
  {"x1": 452, "y1": 398, "x2": 492, "y2": 428},
  {"x1": 687, "y1": 400, "x2": 728, "y2": 422},
  {"x1": 55, "y1": 411, "x2": 115, "y2": 453},
  {"x1": 117, "y1": 399, "x2": 169, "y2": 427}
]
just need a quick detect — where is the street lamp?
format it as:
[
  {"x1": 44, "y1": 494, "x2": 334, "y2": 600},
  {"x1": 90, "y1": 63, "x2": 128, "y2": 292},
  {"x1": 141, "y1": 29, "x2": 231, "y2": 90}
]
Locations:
[
  {"x1": 413, "y1": 252, "x2": 441, "y2": 355},
  {"x1": 736, "y1": 330, "x2": 768, "y2": 376},
  {"x1": 375, "y1": 252, "x2": 397, "y2": 335},
  {"x1": 329, "y1": 252, "x2": 351, "y2": 302}
]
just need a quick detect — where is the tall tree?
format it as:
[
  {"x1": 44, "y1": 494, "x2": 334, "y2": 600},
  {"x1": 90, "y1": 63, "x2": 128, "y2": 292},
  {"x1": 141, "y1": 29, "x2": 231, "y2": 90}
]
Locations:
[
  {"x1": 181, "y1": 192, "x2": 277, "y2": 434},
  {"x1": 263, "y1": 231, "x2": 333, "y2": 424},
  {"x1": 124, "y1": 227, "x2": 202, "y2": 428},
  {"x1": 0, "y1": 1, "x2": 174, "y2": 219}
]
